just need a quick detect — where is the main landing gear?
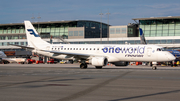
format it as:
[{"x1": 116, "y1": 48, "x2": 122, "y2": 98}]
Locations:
[
  {"x1": 79, "y1": 60, "x2": 103, "y2": 69},
  {"x1": 95, "y1": 66, "x2": 102, "y2": 69},
  {"x1": 152, "y1": 66, "x2": 157, "y2": 70},
  {"x1": 80, "y1": 63, "x2": 87, "y2": 69}
]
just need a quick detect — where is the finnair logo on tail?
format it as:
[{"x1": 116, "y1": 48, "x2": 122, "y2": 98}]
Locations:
[{"x1": 27, "y1": 29, "x2": 40, "y2": 37}]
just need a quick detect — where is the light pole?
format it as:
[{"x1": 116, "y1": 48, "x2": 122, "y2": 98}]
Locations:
[
  {"x1": 99, "y1": 11, "x2": 103, "y2": 44},
  {"x1": 106, "y1": 10, "x2": 110, "y2": 44},
  {"x1": 31, "y1": 14, "x2": 35, "y2": 22},
  {"x1": 37, "y1": 15, "x2": 41, "y2": 33}
]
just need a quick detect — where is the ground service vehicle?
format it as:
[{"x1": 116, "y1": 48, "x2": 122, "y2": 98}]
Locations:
[{"x1": 47, "y1": 59, "x2": 57, "y2": 64}]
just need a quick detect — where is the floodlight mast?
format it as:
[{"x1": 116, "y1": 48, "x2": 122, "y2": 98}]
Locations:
[
  {"x1": 106, "y1": 9, "x2": 110, "y2": 44},
  {"x1": 99, "y1": 11, "x2": 103, "y2": 44}
]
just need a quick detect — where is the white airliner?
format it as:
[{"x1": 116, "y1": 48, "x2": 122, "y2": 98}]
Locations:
[
  {"x1": 12, "y1": 21, "x2": 176, "y2": 69},
  {"x1": 0, "y1": 51, "x2": 26, "y2": 64},
  {"x1": 0, "y1": 51, "x2": 7, "y2": 58}
]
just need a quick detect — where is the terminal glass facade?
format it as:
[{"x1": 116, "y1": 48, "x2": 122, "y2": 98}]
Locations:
[
  {"x1": 2, "y1": 39, "x2": 180, "y2": 47},
  {"x1": 0, "y1": 21, "x2": 108, "y2": 40},
  {"x1": 139, "y1": 19, "x2": 180, "y2": 37},
  {"x1": 77, "y1": 21, "x2": 108, "y2": 38}
]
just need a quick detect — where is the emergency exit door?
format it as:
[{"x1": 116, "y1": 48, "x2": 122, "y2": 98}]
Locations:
[{"x1": 147, "y1": 47, "x2": 152, "y2": 57}]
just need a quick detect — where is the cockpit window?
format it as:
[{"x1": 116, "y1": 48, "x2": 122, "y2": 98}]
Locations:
[
  {"x1": 157, "y1": 48, "x2": 161, "y2": 51},
  {"x1": 157, "y1": 48, "x2": 165, "y2": 51},
  {"x1": 161, "y1": 48, "x2": 166, "y2": 51}
]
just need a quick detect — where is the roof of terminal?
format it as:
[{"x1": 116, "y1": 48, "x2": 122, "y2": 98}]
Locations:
[
  {"x1": 0, "y1": 20, "x2": 109, "y2": 26},
  {"x1": 132, "y1": 16, "x2": 180, "y2": 20}
]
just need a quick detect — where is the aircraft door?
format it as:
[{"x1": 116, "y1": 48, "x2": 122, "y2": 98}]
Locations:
[{"x1": 147, "y1": 47, "x2": 152, "y2": 57}]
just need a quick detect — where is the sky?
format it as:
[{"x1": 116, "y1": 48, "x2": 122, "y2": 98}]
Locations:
[{"x1": 1, "y1": 0, "x2": 180, "y2": 25}]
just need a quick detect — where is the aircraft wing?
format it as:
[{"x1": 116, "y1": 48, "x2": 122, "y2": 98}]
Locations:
[
  {"x1": 8, "y1": 44, "x2": 34, "y2": 49},
  {"x1": 42, "y1": 50, "x2": 105, "y2": 59}
]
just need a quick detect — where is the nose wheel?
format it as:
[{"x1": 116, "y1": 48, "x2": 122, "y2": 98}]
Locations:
[
  {"x1": 152, "y1": 66, "x2": 157, "y2": 70},
  {"x1": 151, "y1": 62, "x2": 157, "y2": 70}
]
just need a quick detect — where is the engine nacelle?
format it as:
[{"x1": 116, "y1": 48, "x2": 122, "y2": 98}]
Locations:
[
  {"x1": 89, "y1": 57, "x2": 108, "y2": 66},
  {"x1": 111, "y1": 61, "x2": 129, "y2": 66}
]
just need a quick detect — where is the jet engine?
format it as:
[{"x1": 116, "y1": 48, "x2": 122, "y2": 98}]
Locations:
[
  {"x1": 111, "y1": 61, "x2": 129, "y2": 66},
  {"x1": 89, "y1": 57, "x2": 108, "y2": 66}
]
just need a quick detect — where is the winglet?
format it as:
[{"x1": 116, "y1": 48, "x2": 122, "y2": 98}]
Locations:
[
  {"x1": 139, "y1": 28, "x2": 147, "y2": 44},
  {"x1": 139, "y1": 28, "x2": 143, "y2": 36}
]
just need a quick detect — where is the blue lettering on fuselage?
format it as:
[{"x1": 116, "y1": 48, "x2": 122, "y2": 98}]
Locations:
[
  {"x1": 27, "y1": 29, "x2": 40, "y2": 37},
  {"x1": 103, "y1": 46, "x2": 145, "y2": 54}
]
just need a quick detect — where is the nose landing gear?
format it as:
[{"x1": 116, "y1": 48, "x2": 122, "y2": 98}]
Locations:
[
  {"x1": 152, "y1": 66, "x2": 157, "y2": 70},
  {"x1": 151, "y1": 62, "x2": 157, "y2": 70}
]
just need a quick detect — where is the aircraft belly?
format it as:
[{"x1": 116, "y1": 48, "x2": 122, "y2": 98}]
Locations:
[{"x1": 36, "y1": 51, "x2": 50, "y2": 57}]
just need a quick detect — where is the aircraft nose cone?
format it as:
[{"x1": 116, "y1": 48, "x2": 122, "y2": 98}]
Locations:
[{"x1": 168, "y1": 54, "x2": 176, "y2": 61}]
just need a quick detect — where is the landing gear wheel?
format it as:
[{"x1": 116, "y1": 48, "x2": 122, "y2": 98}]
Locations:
[
  {"x1": 96, "y1": 66, "x2": 102, "y2": 69},
  {"x1": 80, "y1": 63, "x2": 87, "y2": 69},
  {"x1": 152, "y1": 66, "x2": 157, "y2": 70}
]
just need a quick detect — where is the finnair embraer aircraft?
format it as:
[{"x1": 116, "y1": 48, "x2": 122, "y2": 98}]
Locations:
[{"x1": 16, "y1": 21, "x2": 175, "y2": 69}]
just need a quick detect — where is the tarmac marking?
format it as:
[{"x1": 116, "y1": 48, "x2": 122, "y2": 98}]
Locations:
[
  {"x1": 110, "y1": 89, "x2": 180, "y2": 101},
  {"x1": 0, "y1": 73, "x2": 80, "y2": 88},
  {"x1": 56, "y1": 71, "x2": 132, "y2": 101}
]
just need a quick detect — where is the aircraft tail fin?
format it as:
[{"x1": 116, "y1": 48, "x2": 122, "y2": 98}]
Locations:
[
  {"x1": 24, "y1": 21, "x2": 50, "y2": 49},
  {"x1": 139, "y1": 28, "x2": 147, "y2": 44}
]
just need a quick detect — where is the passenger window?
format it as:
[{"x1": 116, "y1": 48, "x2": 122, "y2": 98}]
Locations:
[
  {"x1": 64, "y1": 48, "x2": 66, "y2": 50},
  {"x1": 73, "y1": 48, "x2": 75, "y2": 50},
  {"x1": 94, "y1": 48, "x2": 95, "y2": 50},
  {"x1": 83, "y1": 48, "x2": 85, "y2": 50},
  {"x1": 86, "y1": 48, "x2": 88, "y2": 50},
  {"x1": 79, "y1": 48, "x2": 81, "y2": 50},
  {"x1": 76, "y1": 48, "x2": 78, "y2": 50},
  {"x1": 61, "y1": 48, "x2": 63, "y2": 50},
  {"x1": 97, "y1": 48, "x2": 99, "y2": 50}
]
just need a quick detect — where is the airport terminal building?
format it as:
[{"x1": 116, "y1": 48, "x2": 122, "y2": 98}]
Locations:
[{"x1": 1, "y1": 16, "x2": 180, "y2": 56}]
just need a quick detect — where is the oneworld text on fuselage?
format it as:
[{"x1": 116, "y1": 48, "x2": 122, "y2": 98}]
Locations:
[{"x1": 102, "y1": 46, "x2": 145, "y2": 54}]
